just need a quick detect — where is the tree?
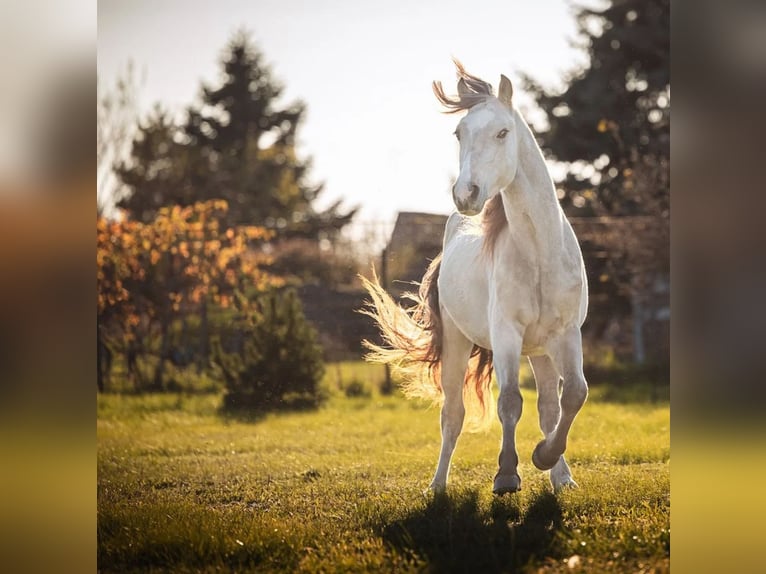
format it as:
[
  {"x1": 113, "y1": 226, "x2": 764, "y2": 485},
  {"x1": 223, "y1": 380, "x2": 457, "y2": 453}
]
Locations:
[
  {"x1": 117, "y1": 31, "x2": 356, "y2": 242},
  {"x1": 523, "y1": 0, "x2": 669, "y2": 217},
  {"x1": 213, "y1": 289, "x2": 326, "y2": 412},
  {"x1": 96, "y1": 200, "x2": 277, "y2": 391}
]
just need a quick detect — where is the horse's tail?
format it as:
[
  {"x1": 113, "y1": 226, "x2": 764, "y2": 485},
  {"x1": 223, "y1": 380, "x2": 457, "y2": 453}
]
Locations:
[{"x1": 360, "y1": 254, "x2": 495, "y2": 431}]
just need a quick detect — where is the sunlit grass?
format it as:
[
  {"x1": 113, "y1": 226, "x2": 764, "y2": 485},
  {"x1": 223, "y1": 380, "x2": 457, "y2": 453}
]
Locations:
[{"x1": 98, "y1": 367, "x2": 669, "y2": 572}]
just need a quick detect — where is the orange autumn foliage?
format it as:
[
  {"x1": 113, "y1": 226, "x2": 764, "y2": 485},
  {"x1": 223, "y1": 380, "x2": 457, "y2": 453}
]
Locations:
[{"x1": 97, "y1": 200, "x2": 279, "y2": 338}]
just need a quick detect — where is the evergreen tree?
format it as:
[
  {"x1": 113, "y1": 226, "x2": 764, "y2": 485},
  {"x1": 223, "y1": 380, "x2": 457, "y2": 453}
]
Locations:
[
  {"x1": 117, "y1": 31, "x2": 355, "y2": 240},
  {"x1": 523, "y1": 0, "x2": 669, "y2": 216},
  {"x1": 114, "y1": 107, "x2": 201, "y2": 223},
  {"x1": 213, "y1": 289, "x2": 326, "y2": 412}
]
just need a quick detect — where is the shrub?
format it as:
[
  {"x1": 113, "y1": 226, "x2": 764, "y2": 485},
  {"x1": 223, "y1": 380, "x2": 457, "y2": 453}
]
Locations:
[
  {"x1": 343, "y1": 379, "x2": 371, "y2": 398},
  {"x1": 213, "y1": 289, "x2": 326, "y2": 412}
]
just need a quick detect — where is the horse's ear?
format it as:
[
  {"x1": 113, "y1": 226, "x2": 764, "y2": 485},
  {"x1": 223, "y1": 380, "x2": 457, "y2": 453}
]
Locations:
[
  {"x1": 457, "y1": 78, "x2": 471, "y2": 98},
  {"x1": 498, "y1": 74, "x2": 513, "y2": 107}
]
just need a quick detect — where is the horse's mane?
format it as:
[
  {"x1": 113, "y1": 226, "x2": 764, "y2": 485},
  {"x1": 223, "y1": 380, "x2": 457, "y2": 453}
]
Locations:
[
  {"x1": 432, "y1": 59, "x2": 494, "y2": 113},
  {"x1": 482, "y1": 194, "x2": 508, "y2": 258}
]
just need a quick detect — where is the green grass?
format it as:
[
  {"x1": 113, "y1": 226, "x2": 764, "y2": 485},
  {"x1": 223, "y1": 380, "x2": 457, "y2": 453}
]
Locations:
[{"x1": 98, "y1": 368, "x2": 669, "y2": 573}]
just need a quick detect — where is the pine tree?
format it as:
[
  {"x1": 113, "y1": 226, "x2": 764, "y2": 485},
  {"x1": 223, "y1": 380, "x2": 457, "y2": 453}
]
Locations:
[
  {"x1": 117, "y1": 31, "x2": 356, "y2": 240},
  {"x1": 114, "y1": 107, "x2": 201, "y2": 223},
  {"x1": 214, "y1": 289, "x2": 326, "y2": 412},
  {"x1": 522, "y1": 0, "x2": 669, "y2": 217}
]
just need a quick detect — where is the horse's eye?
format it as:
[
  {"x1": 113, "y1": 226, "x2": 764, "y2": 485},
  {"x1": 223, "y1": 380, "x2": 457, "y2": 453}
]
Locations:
[{"x1": 496, "y1": 128, "x2": 509, "y2": 139}]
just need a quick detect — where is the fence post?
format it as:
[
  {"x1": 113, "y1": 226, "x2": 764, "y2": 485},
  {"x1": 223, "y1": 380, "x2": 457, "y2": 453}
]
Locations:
[{"x1": 631, "y1": 285, "x2": 646, "y2": 365}]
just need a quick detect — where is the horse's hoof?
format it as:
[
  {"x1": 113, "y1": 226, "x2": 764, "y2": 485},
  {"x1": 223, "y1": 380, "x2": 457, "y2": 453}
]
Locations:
[
  {"x1": 428, "y1": 481, "x2": 446, "y2": 495},
  {"x1": 552, "y1": 477, "x2": 579, "y2": 492},
  {"x1": 532, "y1": 442, "x2": 558, "y2": 471},
  {"x1": 493, "y1": 473, "x2": 521, "y2": 495}
]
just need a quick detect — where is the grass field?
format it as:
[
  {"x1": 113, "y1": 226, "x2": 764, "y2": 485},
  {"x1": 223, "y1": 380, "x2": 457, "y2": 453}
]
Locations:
[{"x1": 97, "y1": 363, "x2": 669, "y2": 572}]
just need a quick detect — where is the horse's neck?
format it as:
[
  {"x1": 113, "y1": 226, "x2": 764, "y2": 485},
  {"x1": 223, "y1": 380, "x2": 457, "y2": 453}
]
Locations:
[{"x1": 501, "y1": 113, "x2": 565, "y2": 263}]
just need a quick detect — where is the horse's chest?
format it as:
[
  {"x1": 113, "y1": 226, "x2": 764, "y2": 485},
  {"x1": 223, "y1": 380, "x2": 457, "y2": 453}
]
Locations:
[
  {"x1": 438, "y1": 240, "x2": 493, "y2": 347},
  {"x1": 439, "y1": 230, "x2": 583, "y2": 351},
  {"x1": 491, "y1": 247, "x2": 583, "y2": 347}
]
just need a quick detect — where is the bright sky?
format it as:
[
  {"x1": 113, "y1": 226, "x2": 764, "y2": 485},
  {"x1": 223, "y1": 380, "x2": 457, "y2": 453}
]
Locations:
[{"x1": 99, "y1": 0, "x2": 586, "y2": 237}]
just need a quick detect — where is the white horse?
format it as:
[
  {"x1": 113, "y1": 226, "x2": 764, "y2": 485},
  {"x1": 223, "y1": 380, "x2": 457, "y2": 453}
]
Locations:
[{"x1": 363, "y1": 60, "x2": 588, "y2": 494}]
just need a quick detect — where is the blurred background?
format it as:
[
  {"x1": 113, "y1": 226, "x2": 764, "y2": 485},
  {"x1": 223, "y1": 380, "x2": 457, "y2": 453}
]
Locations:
[{"x1": 96, "y1": 0, "x2": 669, "y2": 400}]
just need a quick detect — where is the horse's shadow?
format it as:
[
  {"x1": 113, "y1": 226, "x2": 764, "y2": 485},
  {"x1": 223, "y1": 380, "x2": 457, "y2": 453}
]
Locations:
[{"x1": 378, "y1": 489, "x2": 566, "y2": 573}]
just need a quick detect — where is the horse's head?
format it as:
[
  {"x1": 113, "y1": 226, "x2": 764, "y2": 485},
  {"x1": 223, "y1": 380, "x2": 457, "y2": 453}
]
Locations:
[
  {"x1": 433, "y1": 62, "x2": 517, "y2": 216},
  {"x1": 453, "y1": 85, "x2": 517, "y2": 215}
]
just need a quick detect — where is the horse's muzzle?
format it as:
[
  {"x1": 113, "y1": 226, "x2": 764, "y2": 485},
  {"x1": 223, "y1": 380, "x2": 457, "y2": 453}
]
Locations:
[{"x1": 453, "y1": 183, "x2": 482, "y2": 215}]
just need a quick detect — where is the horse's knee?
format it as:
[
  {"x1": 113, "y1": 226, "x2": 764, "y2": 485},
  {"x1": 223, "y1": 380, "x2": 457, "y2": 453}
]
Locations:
[
  {"x1": 497, "y1": 387, "x2": 522, "y2": 423},
  {"x1": 562, "y1": 377, "x2": 587, "y2": 412},
  {"x1": 537, "y1": 397, "x2": 560, "y2": 434}
]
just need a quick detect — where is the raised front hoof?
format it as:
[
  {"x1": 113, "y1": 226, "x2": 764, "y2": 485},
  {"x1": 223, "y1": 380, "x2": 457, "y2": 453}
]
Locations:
[
  {"x1": 532, "y1": 442, "x2": 559, "y2": 471},
  {"x1": 492, "y1": 473, "x2": 521, "y2": 496}
]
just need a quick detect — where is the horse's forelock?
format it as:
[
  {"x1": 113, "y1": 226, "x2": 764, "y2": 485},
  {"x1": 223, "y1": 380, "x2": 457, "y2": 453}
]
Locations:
[
  {"x1": 432, "y1": 59, "x2": 494, "y2": 113},
  {"x1": 453, "y1": 58, "x2": 493, "y2": 95}
]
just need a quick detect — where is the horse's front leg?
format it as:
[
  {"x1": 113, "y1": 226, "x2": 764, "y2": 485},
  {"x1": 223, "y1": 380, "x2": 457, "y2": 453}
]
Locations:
[
  {"x1": 532, "y1": 327, "x2": 588, "y2": 472},
  {"x1": 491, "y1": 326, "x2": 524, "y2": 495},
  {"x1": 429, "y1": 307, "x2": 473, "y2": 492}
]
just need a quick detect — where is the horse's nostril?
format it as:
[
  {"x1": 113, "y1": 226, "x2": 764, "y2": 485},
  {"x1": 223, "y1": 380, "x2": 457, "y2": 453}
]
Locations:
[{"x1": 469, "y1": 184, "x2": 479, "y2": 200}]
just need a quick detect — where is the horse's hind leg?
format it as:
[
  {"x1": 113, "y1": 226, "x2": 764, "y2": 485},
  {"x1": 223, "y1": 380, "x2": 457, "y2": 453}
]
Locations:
[
  {"x1": 532, "y1": 328, "x2": 588, "y2": 473},
  {"x1": 429, "y1": 307, "x2": 473, "y2": 492},
  {"x1": 529, "y1": 355, "x2": 578, "y2": 491}
]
